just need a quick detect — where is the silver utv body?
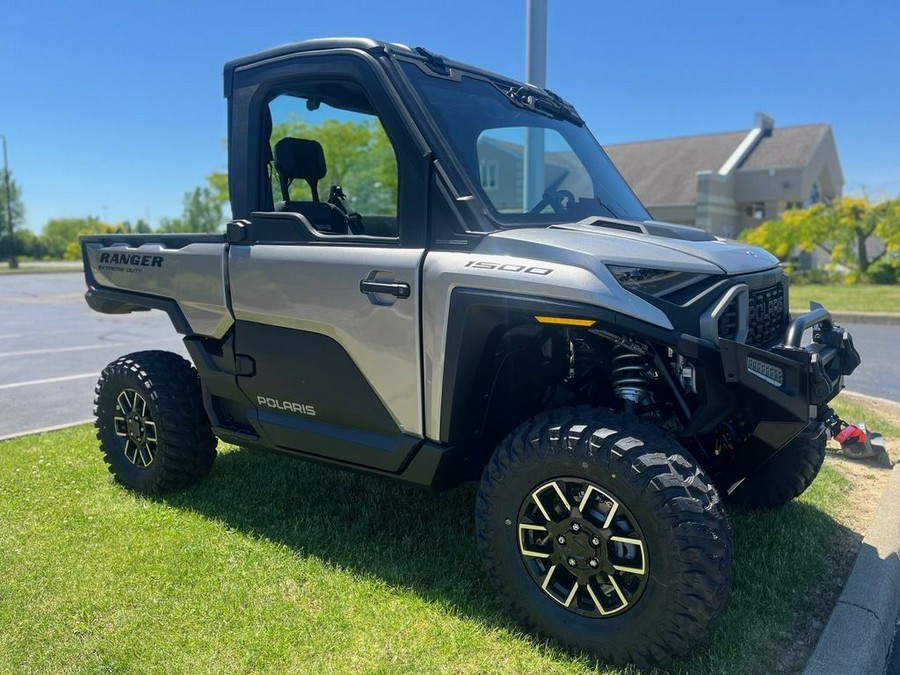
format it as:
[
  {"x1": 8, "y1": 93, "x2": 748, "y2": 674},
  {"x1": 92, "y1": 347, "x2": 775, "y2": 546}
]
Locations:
[
  {"x1": 81, "y1": 37, "x2": 855, "y2": 491},
  {"x1": 83, "y1": 220, "x2": 779, "y2": 443}
]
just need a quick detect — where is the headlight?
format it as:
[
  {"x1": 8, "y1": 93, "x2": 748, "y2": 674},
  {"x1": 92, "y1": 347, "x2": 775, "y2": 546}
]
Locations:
[{"x1": 606, "y1": 265, "x2": 706, "y2": 298}]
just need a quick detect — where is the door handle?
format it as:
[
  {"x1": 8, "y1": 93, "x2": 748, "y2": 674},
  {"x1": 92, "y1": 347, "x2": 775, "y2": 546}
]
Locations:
[{"x1": 359, "y1": 279, "x2": 410, "y2": 298}]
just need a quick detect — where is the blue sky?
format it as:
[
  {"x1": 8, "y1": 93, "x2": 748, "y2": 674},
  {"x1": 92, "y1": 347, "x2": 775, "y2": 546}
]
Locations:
[{"x1": 2, "y1": 0, "x2": 898, "y2": 232}]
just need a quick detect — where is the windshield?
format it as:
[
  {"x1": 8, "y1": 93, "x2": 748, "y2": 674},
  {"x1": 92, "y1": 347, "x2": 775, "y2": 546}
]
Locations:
[{"x1": 400, "y1": 61, "x2": 650, "y2": 225}]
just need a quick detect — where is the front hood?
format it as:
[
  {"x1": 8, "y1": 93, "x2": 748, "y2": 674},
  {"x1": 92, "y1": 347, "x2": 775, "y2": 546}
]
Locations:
[{"x1": 476, "y1": 218, "x2": 780, "y2": 276}]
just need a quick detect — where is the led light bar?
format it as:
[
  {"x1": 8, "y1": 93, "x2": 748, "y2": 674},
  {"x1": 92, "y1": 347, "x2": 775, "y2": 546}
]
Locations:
[{"x1": 746, "y1": 356, "x2": 784, "y2": 387}]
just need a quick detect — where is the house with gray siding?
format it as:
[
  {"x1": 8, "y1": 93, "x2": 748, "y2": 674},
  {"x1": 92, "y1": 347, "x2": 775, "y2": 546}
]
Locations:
[{"x1": 603, "y1": 113, "x2": 843, "y2": 238}]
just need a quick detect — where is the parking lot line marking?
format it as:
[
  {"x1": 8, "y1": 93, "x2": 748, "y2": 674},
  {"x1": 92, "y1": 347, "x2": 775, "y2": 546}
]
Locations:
[
  {"x1": 0, "y1": 344, "x2": 121, "y2": 358},
  {"x1": 0, "y1": 373, "x2": 97, "y2": 390},
  {"x1": 6, "y1": 326, "x2": 144, "y2": 338},
  {"x1": 0, "y1": 334, "x2": 23, "y2": 339},
  {"x1": 0, "y1": 338, "x2": 179, "y2": 359}
]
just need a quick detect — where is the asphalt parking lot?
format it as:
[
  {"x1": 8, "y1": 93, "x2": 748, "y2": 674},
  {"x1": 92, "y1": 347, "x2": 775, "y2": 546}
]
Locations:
[
  {"x1": 839, "y1": 321, "x2": 899, "y2": 403},
  {"x1": 0, "y1": 272, "x2": 896, "y2": 440},
  {"x1": 0, "y1": 273, "x2": 186, "y2": 438}
]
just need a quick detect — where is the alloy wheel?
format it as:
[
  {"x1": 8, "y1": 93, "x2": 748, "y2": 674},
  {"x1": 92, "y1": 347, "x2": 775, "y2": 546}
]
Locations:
[
  {"x1": 113, "y1": 388, "x2": 158, "y2": 468},
  {"x1": 516, "y1": 477, "x2": 649, "y2": 617}
]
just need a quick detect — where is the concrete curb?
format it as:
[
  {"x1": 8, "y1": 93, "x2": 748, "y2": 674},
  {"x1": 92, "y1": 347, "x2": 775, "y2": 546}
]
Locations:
[
  {"x1": 791, "y1": 310, "x2": 900, "y2": 327},
  {"x1": 843, "y1": 391, "x2": 900, "y2": 410},
  {"x1": 804, "y1": 463, "x2": 900, "y2": 675},
  {"x1": 0, "y1": 419, "x2": 93, "y2": 442}
]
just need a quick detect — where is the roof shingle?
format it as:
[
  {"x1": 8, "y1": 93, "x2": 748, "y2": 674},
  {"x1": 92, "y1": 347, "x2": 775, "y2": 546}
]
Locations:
[
  {"x1": 603, "y1": 124, "x2": 829, "y2": 206},
  {"x1": 738, "y1": 124, "x2": 829, "y2": 170}
]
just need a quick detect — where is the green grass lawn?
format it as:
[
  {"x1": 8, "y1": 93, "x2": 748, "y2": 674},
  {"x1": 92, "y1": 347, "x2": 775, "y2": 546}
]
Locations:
[
  {"x1": 833, "y1": 395, "x2": 900, "y2": 438},
  {"x1": 790, "y1": 283, "x2": 900, "y2": 313},
  {"x1": 0, "y1": 412, "x2": 876, "y2": 675},
  {"x1": 0, "y1": 261, "x2": 81, "y2": 275}
]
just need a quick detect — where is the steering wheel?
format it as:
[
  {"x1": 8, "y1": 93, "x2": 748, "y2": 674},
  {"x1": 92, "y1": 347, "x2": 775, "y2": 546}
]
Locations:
[{"x1": 529, "y1": 189, "x2": 576, "y2": 215}]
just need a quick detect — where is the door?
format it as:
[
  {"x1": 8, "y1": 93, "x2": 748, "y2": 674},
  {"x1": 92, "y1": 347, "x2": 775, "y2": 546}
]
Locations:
[
  {"x1": 225, "y1": 72, "x2": 428, "y2": 472},
  {"x1": 229, "y1": 241, "x2": 424, "y2": 471}
]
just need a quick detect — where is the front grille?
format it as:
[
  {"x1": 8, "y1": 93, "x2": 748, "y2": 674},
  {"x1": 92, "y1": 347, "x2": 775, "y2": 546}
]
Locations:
[
  {"x1": 718, "y1": 302, "x2": 740, "y2": 343},
  {"x1": 717, "y1": 283, "x2": 786, "y2": 346},
  {"x1": 748, "y1": 284, "x2": 786, "y2": 345}
]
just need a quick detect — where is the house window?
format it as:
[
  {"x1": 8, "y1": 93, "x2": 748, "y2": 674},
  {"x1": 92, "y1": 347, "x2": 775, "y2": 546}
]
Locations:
[
  {"x1": 745, "y1": 202, "x2": 766, "y2": 219},
  {"x1": 479, "y1": 160, "x2": 499, "y2": 191}
]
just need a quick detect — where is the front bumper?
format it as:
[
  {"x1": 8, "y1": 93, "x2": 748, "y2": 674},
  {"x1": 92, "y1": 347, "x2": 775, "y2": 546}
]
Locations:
[{"x1": 718, "y1": 302, "x2": 861, "y2": 423}]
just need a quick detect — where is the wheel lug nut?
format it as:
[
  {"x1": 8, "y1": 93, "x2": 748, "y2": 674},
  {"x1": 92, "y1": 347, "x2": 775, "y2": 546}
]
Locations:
[
  {"x1": 557, "y1": 535, "x2": 566, "y2": 545},
  {"x1": 589, "y1": 558, "x2": 599, "y2": 568},
  {"x1": 567, "y1": 557, "x2": 577, "y2": 566},
  {"x1": 591, "y1": 536, "x2": 600, "y2": 546},
  {"x1": 571, "y1": 523, "x2": 581, "y2": 532}
]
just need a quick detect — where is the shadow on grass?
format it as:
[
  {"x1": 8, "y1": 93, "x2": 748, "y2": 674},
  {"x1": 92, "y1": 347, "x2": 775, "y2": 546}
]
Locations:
[
  {"x1": 162, "y1": 447, "x2": 862, "y2": 675},
  {"x1": 162, "y1": 448, "x2": 508, "y2": 622}
]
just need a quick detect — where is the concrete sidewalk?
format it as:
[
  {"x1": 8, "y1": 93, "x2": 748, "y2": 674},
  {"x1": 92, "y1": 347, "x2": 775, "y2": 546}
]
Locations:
[
  {"x1": 791, "y1": 309, "x2": 900, "y2": 327},
  {"x1": 804, "y1": 464, "x2": 900, "y2": 674}
]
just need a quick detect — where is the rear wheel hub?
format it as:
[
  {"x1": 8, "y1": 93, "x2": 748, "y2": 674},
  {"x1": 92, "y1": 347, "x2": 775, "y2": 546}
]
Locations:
[{"x1": 113, "y1": 388, "x2": 158, "y2": 468}]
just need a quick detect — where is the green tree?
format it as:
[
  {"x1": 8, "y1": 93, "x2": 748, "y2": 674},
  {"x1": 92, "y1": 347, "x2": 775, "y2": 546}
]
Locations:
[
  {"x1": 158, "y1": 187, "x2": 223, "y2": 233},
  {"x1": 207, "y1": 170, "x2": 229, "y2": 207},
  {"x1": 206, "y1": 116, "x2": 398, "y2": 217},
  {"x1": 0, "y1": 228, "x2": 45, "y2": 260},
  {"x1": 42, "y1": 217, "x2": 102, "y2": 258},
  {"x1": 39, "y1": 216, "x2": 139, "y2": 261},
  {"x1": 0, "y1": 170, "x2": 26, "y2": 262},
  {"x1": 156, "y1": 216, "x2": 184, "y2": 232},
  {"x1": 741, "y1": 196, "x2": 900, "y2": 274},
  {"x1": 54, "y1": 218, "x2": 135, "y2": 261},
  {"x1": 183, "y1": 186, "x2": 223, "y2": 232},
  {"x1": 270, "y1": 116, "x2": 397, "y2": 215}
]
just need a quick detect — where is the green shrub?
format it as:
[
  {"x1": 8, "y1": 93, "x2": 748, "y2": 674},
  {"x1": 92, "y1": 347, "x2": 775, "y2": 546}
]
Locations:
[
  {"x1": 788, "y1": 268, "x2": 844, "y2": 285},
  {"x1": 867, "y1": 258, "x2": 900, "y2": 284}
]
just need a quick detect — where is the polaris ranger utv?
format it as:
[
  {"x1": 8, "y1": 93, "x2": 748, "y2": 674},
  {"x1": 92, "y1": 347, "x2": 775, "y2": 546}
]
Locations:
[{"x1": 80, "y1": 38, "x2": 861, "y2": 665}]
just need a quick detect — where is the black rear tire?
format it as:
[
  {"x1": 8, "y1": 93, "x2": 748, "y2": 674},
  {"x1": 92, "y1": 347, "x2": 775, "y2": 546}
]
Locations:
[
  {"x1": 94, "y1": 350, "x2": 217, "y2": 494},
  {"x1": 475, "y1": 407, "x2": 733, "y2": 666},
  {"x1": 726, "y1": 433, "x2": 826, "y2": 509}
]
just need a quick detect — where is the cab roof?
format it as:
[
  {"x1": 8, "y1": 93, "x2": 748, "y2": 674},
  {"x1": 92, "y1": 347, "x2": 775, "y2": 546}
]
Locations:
[
  {"x1": 222, "y1": 36, "x2": 541, "y2": 99},
  {"x1": 224, "y1": 38, "x2": 414, "y2": 97}
]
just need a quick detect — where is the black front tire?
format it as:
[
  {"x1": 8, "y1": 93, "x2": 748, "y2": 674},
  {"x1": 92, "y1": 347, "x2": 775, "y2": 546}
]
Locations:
[
  {"x1": 475, "y1": 407, "x2": 733, "y2": 666},
  {"x1": 726, "y1": 433, "x2": 826, "y2": 509},
  {"x1": 94, "y1": 350, "x2": 217, "y2": 494}
]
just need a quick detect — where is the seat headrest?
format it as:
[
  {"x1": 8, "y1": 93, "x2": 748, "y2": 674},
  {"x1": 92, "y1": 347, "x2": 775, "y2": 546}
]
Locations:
[{"x1": 274, "y1": 137, "x2": 327, "y2": 182}]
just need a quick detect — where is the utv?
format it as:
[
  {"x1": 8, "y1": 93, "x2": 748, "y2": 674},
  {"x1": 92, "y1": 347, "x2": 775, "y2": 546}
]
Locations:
[{"x1": 80, "y1": 38, "x2": 860, "y2": 665}]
